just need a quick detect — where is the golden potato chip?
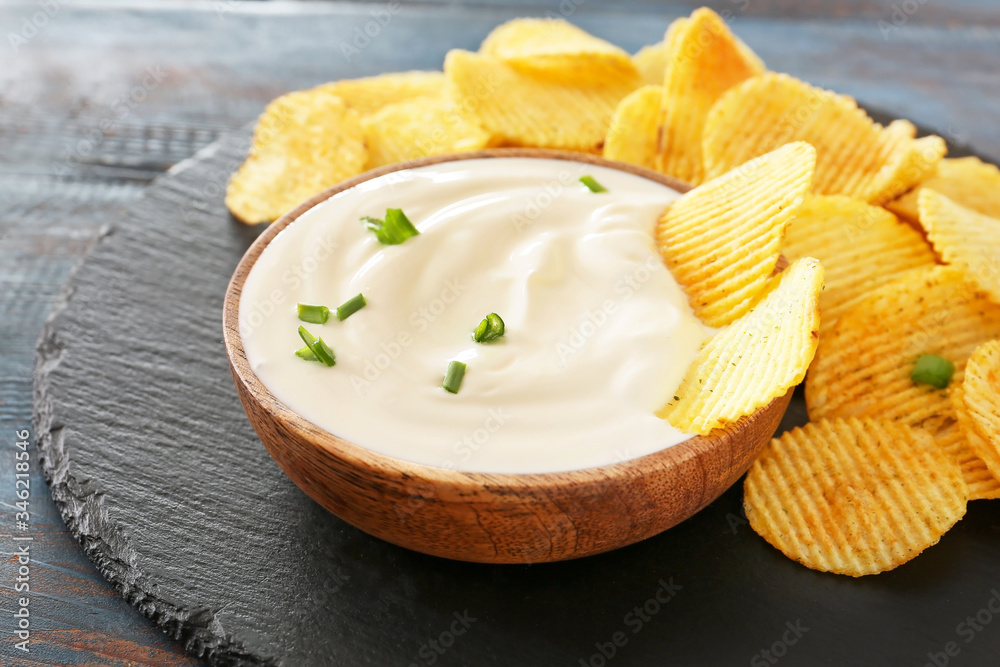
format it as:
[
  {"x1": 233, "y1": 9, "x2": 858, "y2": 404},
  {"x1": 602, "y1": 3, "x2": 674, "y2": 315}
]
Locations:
[
  {"x1": 702, "y1": 72, "x2": 944, "y2": 203},
  {"x1": 962, "y1": 461, "x2": 1000, "y2": 500},
  {"x1": 937, "y1": 392, "x2": 1000, "y2": 500},
  {"x1": 362, "y1": 97, "x2": 490, "y2": 169},
  {"x1": 806, "y1": 266, "x2": 1000, "y2": 439},
  {"x1": 961, "y1": 340, "x2": 1000, "y2": 473},
  {"x1": 656, "y1": 7, "x2": 765, "y2": 185},
  {"x1": 633, "y1": 43, "x2": 668, "y2": 87},
  {"x1": 867, "y1": 132, "x2": 946, "y2": 206},
  {"x1": 479, "y1": 18, "x2": 639, "y2": 85},
  {"x1": 226, "y1": 89, "x2": 367, "y2": 225},
  {"x1": 782, "y1": 195, "x2": 937, "y2": 334},
  {"x1": 918, "y1": 189, "x2": 1000, "y2": 304},
  {"x1": 318, "y1": 71, "x2": 446, "y2": 116},
  {"x1": 632, "y1": 17, "x2": 689, "y2": 86},
  {"x1": 444, "y1": 49, "x2": 639, "y2": 150},
  {"x1": 885, "y1": 118, "x2": 917, "y2": 139},
  {"x1": 935, "y1": 420, "x2": 1000, "y2": 500},
  {"x1": 659, "y1": 257, "x2": 824, "y2": 434},
  {"x1": 887, "y1": 156, "x2": 1000, "y2": 224},
  {"x1": 603, "y1": 85, "x2": 662, "y2": 170},
  {"x1": 744, "y1": 417, "x2": 967, "y2": 577},
  {"x1": 656, "y1": 141, "x2": 815, "y2": 327}
]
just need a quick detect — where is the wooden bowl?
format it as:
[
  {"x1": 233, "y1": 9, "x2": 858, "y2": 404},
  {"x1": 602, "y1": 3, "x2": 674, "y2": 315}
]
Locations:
[{"x1": 223, "y1": 149, "x2": 792, "y2": 564}]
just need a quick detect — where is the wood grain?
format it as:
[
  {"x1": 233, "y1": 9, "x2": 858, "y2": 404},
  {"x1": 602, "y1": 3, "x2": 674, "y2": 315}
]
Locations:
[{"x1": 7, "y1": 2, "x2": 1000, "y2": 665}]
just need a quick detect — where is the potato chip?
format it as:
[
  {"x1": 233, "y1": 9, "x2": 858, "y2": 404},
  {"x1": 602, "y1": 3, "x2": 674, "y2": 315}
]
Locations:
[
  {"x1": 656, "y1": 141, "x2": 815, "y2": 327},
  {"x1": 479, "y1": 18, "x2": 639, "y2": 85},
  {"x1": 934, "y1": 420, "x2": 1000, "y2": 500},
  {"x1": 961, "y1": 461, "x2": 1000, "y2": 500},
  {"x1": 659, "y1": 257, "x2": 823, "y2": 434},
  {"x1": 603, "y1": 85, "x2": 662, "y2": 170},
  {"x1": 918, "y1": 189, "x2": 1000, "y2": 304},
  {"x1": 702, "y1": 72, "x2": 944, "y2": 203},
  {"x1": 744, "y1": 417, "x2": 967, "y2": 577},
  {"x1": 782, "y1": 195, "x2": 937, "y2": 334},
  {"x1": 632, "y1": 17, "x2": 689, "y2": 86},
  {"x1": 318, "y1": 71, "x2": 446, "y2": 117},
  {"x1": 960, "y1": 340, "x2": 1000, "y2": 472},
  {"x1": 226, "y1": 89, "x2": 367, "y2": 224},
  {"x1": 633, "y1": 42, "x2": 669, "y2": 87},
  {"x1": 937, "y1": 392, "x2": 1000, "y2": 500},
  {"x1": 806, "y1": 266, "x2": 1000, "y2": 439},
  {"x1": 867, "y1": 133, "x2": 947, "y2": 206},
  {"x1": 444, "y1": 49, "x2": 639, "y2": 150},
  {"x1": 887, "y1": 157, "x2": 1000, "y2": 224},
  {"x1": 362, "y1": 97, "x2": 491, "y2": 169},
  {"x1": 885, "y1": 118, "x2": 917, "y2": 139},
  {"x1": 656, "y1": 7, "x2": 765, "y2": 185}
]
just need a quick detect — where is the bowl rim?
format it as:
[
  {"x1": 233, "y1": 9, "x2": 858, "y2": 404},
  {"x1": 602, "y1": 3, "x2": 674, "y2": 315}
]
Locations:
[{"x1": 223, "y1": 147, "x2": 782, "y2": 492}]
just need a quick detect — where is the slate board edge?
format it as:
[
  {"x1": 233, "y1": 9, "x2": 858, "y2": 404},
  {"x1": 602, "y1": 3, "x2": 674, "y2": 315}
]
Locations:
[
  {"x1": 31, "y1": 134, "x2": 274, "y2": 667},
  {"x1": 29, "y1": 109, "x2": 971, "y2": 666}
]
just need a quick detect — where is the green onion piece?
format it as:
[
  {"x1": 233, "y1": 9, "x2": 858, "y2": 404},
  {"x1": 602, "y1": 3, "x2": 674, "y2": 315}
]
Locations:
[
  {"x1": 579, "y1": 175, "x2": 607, "y2": 193},
  {"x1": 298, "y1": 326, "x2": 336, "y2": 367},
  {"x1": 442, "y1": 360, "x2": 467, "y2": 394},
  {"x1": 336, "y1": 293, "x2": 367, "y2": 321},
  {"x1": 295, "y1": 346, "x2": 319, "y2": 361},
  {"x1": 473, "y1": 313, "x2": 505, "y2": 343},
  {"x1": 298, "y1": 326, "x2": 317, "y2": 347},
  {"x1": 911, "y1": 354, "x2": 954, "y2": 389},
  {"x1": 361, "y1": 208, "x2": 420, "y2": 245},
  {"x1": 297, "y1": 303, "x2": 330, "y2": 324}
]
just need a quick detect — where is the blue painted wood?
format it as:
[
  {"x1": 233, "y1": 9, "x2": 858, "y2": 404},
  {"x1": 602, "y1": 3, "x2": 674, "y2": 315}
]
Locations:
[{"x1": 2, "y1": 1, "x2": 999, "y2": 665}]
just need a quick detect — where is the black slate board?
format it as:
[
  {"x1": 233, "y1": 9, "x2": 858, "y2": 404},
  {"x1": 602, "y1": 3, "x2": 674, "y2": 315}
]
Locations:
[{"x1": 34, "y1": 125, "x2": 1000, "y2": 667}]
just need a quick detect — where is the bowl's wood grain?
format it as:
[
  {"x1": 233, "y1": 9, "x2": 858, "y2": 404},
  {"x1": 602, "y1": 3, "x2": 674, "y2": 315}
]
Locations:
[{"x1": 224, "y1": 148, "x2": 791, "y2": 563}]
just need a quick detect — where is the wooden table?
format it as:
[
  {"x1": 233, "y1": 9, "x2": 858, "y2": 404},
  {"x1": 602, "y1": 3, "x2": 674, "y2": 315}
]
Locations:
[{"x1": 1, "y1": 1, "x2": 998, "y2": 664}]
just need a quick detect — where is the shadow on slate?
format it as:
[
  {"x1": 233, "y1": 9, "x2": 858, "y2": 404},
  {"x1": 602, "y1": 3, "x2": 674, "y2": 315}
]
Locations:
[{"x1": 33, "y1": 116, "x2": 1000, "y2": 667}]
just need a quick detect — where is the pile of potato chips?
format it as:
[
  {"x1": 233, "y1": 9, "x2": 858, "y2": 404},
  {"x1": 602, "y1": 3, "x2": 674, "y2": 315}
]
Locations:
[{"x1": 226, "y1": 7, "x2": 1000, "y2": 577}]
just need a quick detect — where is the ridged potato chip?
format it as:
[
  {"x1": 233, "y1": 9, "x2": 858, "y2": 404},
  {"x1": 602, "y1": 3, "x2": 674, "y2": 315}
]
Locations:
[
  {"x1": 702, "y1": 72, "x2": 944, "y2": 203},
  {"x1": 960, "y1": 341, "x2": 1000, "y2": 477},
  {"x1": 444, "y1": 49, "x2": 639, "y2": 150},
  {"x1": 362, "y1": 97, "x2": 491, "y2": 168},
  {"x1": 952, "y1": 384, "x2": 1000, "y2": 498},
  {"x1": 887, "y1": 156, "x2": 1000, "y2": 224},
  {"x1": 918, "y1": 189, "x2": 1000, "y2": 304},
  {"x1": 782, "y1": 195, "x2": 937, "y2": 334},
  {"x1": 806, "y1": 266, "x2": 1000, "y2": 437},
  {"x1": 318, "y1": 71, "x2": 446, "y2": 116},
  {"x1": 656, "y1": 7, "x2": 765, "y2": 185},
  {"x1": 226, "y1": 89, "x2": 367, "y2": 224},
  {"x1": 656, "y1": 142, "x2": 815, "y2": 327},
  {"x1": 659, "y1": 257, "x2": 824, "y2": 434},
  {"x1": 867, "y1": 132, "x2": 946, "y2": 206},
  {"x1": 479, "y1": 18, "x2": 639, "y2": 85},
  {"x1": 631, "y1": 16, "x2": 691, "y2": 85},
  {"x1": 603, "y1": 85, "x2": 662, "y2": 170},
  {"x1": 885, "y1": 118, "x2": 917, "y2": 139},
  {"x1": 935, "y1": 420, "x2": 1000, "y2": 500},
  {"x1": 633, "y1": 43, "x2": 669, "y2": 87},
  {"x1": 744, "y1": 417, "x2": 967, "y2": 577}
]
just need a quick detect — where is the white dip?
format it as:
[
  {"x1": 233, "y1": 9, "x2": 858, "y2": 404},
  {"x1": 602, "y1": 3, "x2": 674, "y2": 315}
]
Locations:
[{"x1": 239, "y1": 158, "x2": 711, "y2": 473}]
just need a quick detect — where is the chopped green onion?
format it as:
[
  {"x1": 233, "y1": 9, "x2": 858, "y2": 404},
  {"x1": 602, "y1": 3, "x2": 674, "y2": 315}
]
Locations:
[
  {"x1": 579, "y1": 175, "x2": 607, "y2": 193},
  {"x1": 295, "y1": 346, "x2": 319, "y2": 361},
  {"x1": 473, "y1": 313, "x2": 505, "y2": 343},
  {"x1": 442, "y1": 360, "x2": 467, "y2": 394},
  {"x1": 298, "y1": 326, "x2": 336, "y2": 367},
  {"x1": 297, "y1": 303, "x2": 330, "y2": 324},
  {"x1": 911, "y1": 354, "x2": 954, "y2": 389},
  {"x1": 361, "y1": 208, "x2": 420, "y2": 245},
  {"x1": 336, "y1": 293, "x2": 367, "y2": 321}
]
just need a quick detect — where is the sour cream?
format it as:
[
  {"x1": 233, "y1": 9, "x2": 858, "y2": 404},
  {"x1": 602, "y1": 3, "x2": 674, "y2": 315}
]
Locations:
[{"x1": 239, "y1": 158, "x2": 712, "y2": 473}]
